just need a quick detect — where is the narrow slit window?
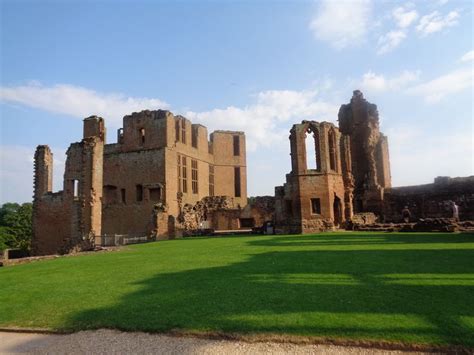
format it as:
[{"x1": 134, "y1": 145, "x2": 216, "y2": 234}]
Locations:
[
  {"x1": 139, "y1": 128, "x2": 145, "y2": 145},
  {"x1": 234, "y1": 167, "x2": 241, "y2": 197},
  {"x1": 73, "y1": 180, "x2": 79, "y2": 198},
  {"x1": 121, "y1": 188, "x2": 126, "y2": 204},
  {"x1": 233, "y1": 135, "x2": 240, "y2": 156}
]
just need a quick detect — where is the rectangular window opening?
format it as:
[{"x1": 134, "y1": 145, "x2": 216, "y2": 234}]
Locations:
[
  {"x1": 233, "y1": 135, "x2": 240, "y2": 156},
  {"x1": 177, "y1": 155, "x2": 182, "y2": 193},
  {"x1": 192, "y1": 127, "x2": 198, "y2": 148},
  {"x1": 182, "y1": 156, "x2": 188, "y2": 193},
  {"x1": 234, "y1": 167, "x2": 241, "y2": 197},
  {"x1": 73, "y1": 180, "x2": 80, "y2": 198},
  {"x1": 139, "y1": 128, "x2": 145, "y2": 145},
  {"x1": 311, "y1": 198, "x2": 321, "y2": 214},
  {"x1": 209, "y1": 165, "x2": 215, "y2": 196},
  {"x1": 191, "y1": 159, "x2": 198, "y2": 194},
  {"x1": 149, "y1": 187, "x2": 162, "y2": 202},
  {"x1": 181, "y1": 119, "x2": 186, "y2": 144}
]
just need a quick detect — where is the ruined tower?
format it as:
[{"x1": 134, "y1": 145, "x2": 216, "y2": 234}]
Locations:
[
  {"x1": 338, "y1": 90, "x2": 391, "y2": 215},
  {"x1": 274, "y1": 121, "x2": 346, "y2": 233},
  {"x1": 32, "y1": 116, "x2": 105, "y2": 255}
]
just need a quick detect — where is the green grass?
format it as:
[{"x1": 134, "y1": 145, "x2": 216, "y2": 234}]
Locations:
[{"x1": 1, "y1": 232, "x2": 473, "y2": 347}]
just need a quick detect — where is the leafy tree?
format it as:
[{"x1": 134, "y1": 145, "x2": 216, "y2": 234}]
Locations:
[{"x1": 0, "y1": 202, "x2": 32, "y2": 253}]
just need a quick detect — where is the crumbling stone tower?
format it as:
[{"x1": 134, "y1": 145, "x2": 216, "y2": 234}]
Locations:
[
  {"x1": 274, "y1": 121, "x2": 346, "y2": 233},
  {"x1": 32, "y1": 116, "x2": 105, "y2": 255},
  {"x1": 338, "y1": 90, "x2": 391, "y2": 215}
]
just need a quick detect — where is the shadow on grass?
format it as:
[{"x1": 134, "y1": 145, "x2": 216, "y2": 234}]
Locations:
[{"x1": 63, "y1": 234, "x2": 474, "y2": 347}]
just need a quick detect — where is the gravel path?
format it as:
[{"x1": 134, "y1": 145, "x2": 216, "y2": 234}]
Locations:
[{"x1": 0, "y1": 329, "x2": 431, "y2": 354}]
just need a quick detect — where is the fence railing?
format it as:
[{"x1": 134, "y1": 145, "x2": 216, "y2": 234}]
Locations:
[{"x1": 95, "y1": 234, "x2": 150, "y2": 247}]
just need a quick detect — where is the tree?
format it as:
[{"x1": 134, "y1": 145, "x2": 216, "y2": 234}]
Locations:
[{"x1": 0, "y1": 202, "x2": 33, "y2": 253}]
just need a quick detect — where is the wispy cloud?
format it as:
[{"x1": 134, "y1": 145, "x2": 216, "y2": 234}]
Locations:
[
  {"x1": 377, "y1": 30, "x2": 407, "y2": 55},
  {"x1": 0, "y1": 82, "x2": 169, "y2": 127},
  {"x1": 186, "y1": 90, "x2": 340, "y2": 151},
  {"x1": 416, "y1": 10, "x2": 459, "y2": 36},
  {"x1": 405, "y1": 67, "x2": 473, "y2": 102},
  {"x1": 393, "y1": 5, "x2": 419, "y2": 28},
  {"x1": 460, "y1": 50, "x2": 474, "y2": 62},
  {"x1": 360, "y1": 70, "x2": 420, "y2": 93},
  {"x1": 309, "y1": 0, "x2": 372, "y2": 49}
]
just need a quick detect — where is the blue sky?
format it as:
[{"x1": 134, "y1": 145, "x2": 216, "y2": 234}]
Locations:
[{"x1": 1, "y1": 0, "x2": 473, "y2": 203}]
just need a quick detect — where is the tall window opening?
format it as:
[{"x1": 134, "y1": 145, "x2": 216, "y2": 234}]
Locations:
[
  {"x1": 305, "y1": 128, "x2": 321, "y2": 171},
  {"x1": 177, "y1": 155, "x2": 182, "y2": 193},
  {"x1": 121, "y1": 188, "x2": 126, "y2": 204},
  {"x1": 311, "y1": 198, "x2": 321, "y2": 214},
  {"x1": 139, "y1": 128, "x2": 146, "y2": 145},
  {"x1": 328, "y1": 129, "x2": 337, "y2": 171},
  {"x1": 233, "y1": 135, "x2": 240, "y2": 156},
  {"x1": 136, "y1": 184, "x2": 143, "y2": 202},
  {"x1": 191, "y1": 159, "x2": 198, "y2": 194},
  {"x1": 181, "y1": 119, "x2": 186, "y2": 144},
  {"x1": 175, "y1": 120, "x2": 180, "y2": 142},
  {"x1": 192, "y1": 127, "x2": 198, "y2": 148},
  {"x1": 182, "y1": 156, "x2": 188, "y2": 193},
  {"x1": 234, "y1": 167, "x2": 241, "y2": 197},
  {"x1": 73, "y1": 180, "x2": 79, "y2": 198},
  {"x1": 209, "y1": 165, "x2": 215, "y2": 196}
]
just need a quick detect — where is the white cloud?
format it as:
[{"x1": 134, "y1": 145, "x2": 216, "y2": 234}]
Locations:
[
  {"x1": 0, "y1": 82, "x2": 169, "y2": 128},
  {"x1": 185, "y1": 90, "x2": 340, "y2": 151},
  {"x1": 416, "y1": 10, "x2": 459, "y2": 36},
  {"x1": 406, "y1": 67, "x2": 473, "y2": 102},
  {"x1": 360, "y1": 70, "x2": 420, "y2": 93},
  {"x1": 0, "y1": 145, "x2": 66, "y2": 204},
  {"x1": 309, "y1": 0, "x2": 372, "y2": 49},
  {"x1": 460, "y1": 50, "x2": 474, "y2": 62},
  {"x1": 377, "y1": 30, "x2": 407, "y2": 54},
  {"x1": 393, "y1": 6, "x2": 419, "y2": 28}
]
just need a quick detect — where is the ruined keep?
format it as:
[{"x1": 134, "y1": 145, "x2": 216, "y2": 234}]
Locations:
[
  {"x1": 33, "y1": 111, "x2": 247, "y2": 255},
  {"x1": 338, "y1": 90, "x2": 391, "y2": 215},
  {"x1": 274, "y1": 90, "x2": 391, "y2": 233}
]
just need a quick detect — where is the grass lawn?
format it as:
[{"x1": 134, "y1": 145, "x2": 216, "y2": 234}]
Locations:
[{"x1": 0, "y1": 232, "x2": 473, "y2": 347}]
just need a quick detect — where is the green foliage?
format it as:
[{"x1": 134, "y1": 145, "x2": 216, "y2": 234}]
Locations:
[
  {"x1": 0, "y1": 232, "x2": 473, "y2": 347},
  {"x1": 0, "y1": 202, "x2": 33, "y2": 253}
]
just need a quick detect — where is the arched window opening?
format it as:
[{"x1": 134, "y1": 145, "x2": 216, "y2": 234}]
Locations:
[
  {"x1": 328, "y1": 129, "x2": 337, "y2": 171},
  {"x1": 305, "y1": 128, "x2": 320, "y2": 171}
]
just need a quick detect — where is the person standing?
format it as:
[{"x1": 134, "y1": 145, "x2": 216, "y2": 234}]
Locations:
[{"x1": 402, "y1": 206, "x2": 411, "y2": 223}]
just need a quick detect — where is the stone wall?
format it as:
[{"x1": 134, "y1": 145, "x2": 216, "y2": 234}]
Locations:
[{"x1": 383, "y1": 176, "x2": 474, "y2": 222}]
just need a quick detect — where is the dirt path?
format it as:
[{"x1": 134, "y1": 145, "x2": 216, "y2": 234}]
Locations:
[{"x1": 0, "y1": 329, "x2": 431, "y2": 354}]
